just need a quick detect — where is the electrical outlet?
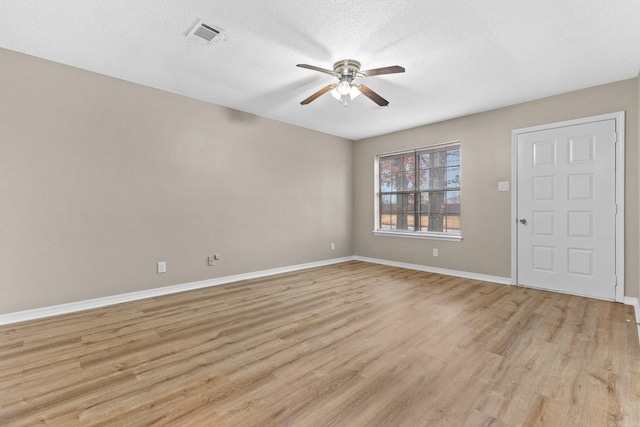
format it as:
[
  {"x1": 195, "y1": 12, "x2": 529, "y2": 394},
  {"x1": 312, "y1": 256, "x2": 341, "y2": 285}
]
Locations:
[
  {"x1": 208, "y1": 256, "x2": 215, "y2": 266},
  {"x1": 330, "y1": 242, "x2": 335, "y2": 251},
  {"x1": 433, "y1": 248, "x2": 439, "y2": 257},
  {"x1": 157, "y1": 261, "x2": 166, "y2": 273}
]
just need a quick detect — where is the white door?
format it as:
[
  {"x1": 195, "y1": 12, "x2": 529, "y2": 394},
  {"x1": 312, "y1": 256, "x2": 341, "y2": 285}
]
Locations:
[{"x1": 516, "y1": 119, "x2": 618, "y2": 300}]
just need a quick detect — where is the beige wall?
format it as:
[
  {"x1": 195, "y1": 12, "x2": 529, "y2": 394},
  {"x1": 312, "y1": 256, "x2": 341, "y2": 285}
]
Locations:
[
  {"x1": 0, "y1": 49, "x2": 354, "y2": 314},
  {"x1": 354, "y1": 78, "x2": 639, "y2": 298},
  {"x1": 2, "y1": 47, "x2": 638, "y2": 316}
]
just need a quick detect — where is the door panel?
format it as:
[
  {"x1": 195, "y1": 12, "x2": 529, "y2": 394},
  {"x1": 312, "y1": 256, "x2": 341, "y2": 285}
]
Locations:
[{"x1": 516, "y1": 119, "x2": 616, "y2": 300}]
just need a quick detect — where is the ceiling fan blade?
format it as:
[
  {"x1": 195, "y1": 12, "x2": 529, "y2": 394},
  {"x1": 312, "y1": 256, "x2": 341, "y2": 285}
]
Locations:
[
  {"x1": 357, "y1": 85, "x2": 389, "y2": 106},
  {"x1": 300, "y1": 84, "x2": 337, "y2": 105},
  {"x1": 360, "y1": 65, "x2": 405, "y2": 77},
  {"x1": 296, "y1": 64, "x2": 337, "y2": 76}
]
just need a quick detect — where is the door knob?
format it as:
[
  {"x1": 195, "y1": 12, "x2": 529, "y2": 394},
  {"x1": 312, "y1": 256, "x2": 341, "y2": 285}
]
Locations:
[{"x1": 519, "y1": 218, "x2": 527, "y2": 225}]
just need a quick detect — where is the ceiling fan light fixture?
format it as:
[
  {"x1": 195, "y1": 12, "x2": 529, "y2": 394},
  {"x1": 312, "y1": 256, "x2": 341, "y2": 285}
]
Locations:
[
  {"x1": 330, "y1": 82, "x2": 360, "y2": 105},
  {"x1": 337, "y1": 80, "x2": 351, "y2": 96},
  {"x1": 349, "y1": 85, "x2": 361, "y2": 99}
]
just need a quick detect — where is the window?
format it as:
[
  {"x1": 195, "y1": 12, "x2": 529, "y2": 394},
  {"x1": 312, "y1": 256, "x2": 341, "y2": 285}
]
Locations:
[{"x1": 376, "y1": 142, "x2": 461, "y2": 240}]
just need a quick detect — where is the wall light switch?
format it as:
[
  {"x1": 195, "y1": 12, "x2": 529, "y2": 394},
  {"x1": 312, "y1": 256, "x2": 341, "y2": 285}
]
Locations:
[{"x1": 498, "y1": 181, "x2": 510, "y2": 192}]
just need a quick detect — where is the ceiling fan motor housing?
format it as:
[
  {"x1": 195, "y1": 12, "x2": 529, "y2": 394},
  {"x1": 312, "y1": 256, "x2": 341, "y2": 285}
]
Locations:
[{"x1": 333, "y1": 59, "x2": 363, "y2": 82}]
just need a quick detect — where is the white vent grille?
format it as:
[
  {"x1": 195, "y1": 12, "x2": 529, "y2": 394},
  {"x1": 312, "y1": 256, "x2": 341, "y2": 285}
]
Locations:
[{"x1": 186, "y1": 20, "x2": 224, "y2": 44}]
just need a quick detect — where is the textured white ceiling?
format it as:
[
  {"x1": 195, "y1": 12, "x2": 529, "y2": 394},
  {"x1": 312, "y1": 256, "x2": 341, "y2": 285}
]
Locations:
[{"x1": 1, "y1": 0, "x2": 639, "y2": 140}]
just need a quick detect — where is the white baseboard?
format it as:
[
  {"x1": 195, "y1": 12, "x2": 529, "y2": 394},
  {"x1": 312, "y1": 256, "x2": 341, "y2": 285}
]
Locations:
[
  {"x1": 353, "y1": 256, "x2": 512, "y2": 285},
  {"x1": 0, "y1": 256, "x2": 355, "y2": 326},
  {"x1": 4, "y1": 254, "x2": 635, "y2": 348},
  {"x1": 0, "y1": 256, "x2": 507, "y2": 326}
]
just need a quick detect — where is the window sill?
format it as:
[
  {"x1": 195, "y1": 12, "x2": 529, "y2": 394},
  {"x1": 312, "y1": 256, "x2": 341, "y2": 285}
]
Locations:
[{"x1": 372, "y1": 230, "x2": 463, "y2": 242}]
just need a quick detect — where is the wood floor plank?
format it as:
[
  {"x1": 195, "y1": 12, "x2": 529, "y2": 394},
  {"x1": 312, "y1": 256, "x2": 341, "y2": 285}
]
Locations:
[{"x1": 1, "y1": 261, "x2": 638, "y2": 426}]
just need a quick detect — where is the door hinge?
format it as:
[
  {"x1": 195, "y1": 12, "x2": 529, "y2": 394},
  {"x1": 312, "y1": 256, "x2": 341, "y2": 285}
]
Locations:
[{"x1": 612, "y1": 132, "x2": 618, "y2": 144}]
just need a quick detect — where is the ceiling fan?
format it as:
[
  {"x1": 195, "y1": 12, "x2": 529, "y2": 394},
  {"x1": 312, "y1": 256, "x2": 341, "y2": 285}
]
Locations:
[{"x1": 297, "y1": 59, "x2": 405, "y2": 107}]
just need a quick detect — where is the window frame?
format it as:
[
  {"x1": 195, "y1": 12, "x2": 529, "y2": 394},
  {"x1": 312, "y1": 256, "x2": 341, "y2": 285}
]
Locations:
[{"x1": 373, "y1": 141, "x2": 462, "y2": 241}]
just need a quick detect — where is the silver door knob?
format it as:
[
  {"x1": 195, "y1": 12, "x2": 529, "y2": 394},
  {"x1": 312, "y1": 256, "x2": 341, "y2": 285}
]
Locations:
[{"x1": 519, "y1": 218, "x2": 527, "y2": 225}]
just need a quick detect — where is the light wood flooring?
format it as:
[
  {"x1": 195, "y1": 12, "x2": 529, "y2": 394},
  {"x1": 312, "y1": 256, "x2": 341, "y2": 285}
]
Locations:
[{"x1": 1, "y1": 261, "x2": 639, "y2": 426}]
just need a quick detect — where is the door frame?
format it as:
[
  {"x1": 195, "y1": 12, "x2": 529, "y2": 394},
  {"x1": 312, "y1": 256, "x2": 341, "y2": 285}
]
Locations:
[{"x1": 511, "y1": 111, "x2": 625, "y2": 302}]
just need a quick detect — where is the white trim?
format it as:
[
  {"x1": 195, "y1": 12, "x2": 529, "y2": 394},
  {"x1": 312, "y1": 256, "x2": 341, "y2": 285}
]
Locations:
[
  {"x1": 623, "y1": 297, "x2": 640, "y2": 346},
  {"x1": 511, "y1": 112, "x2": 625, "y2": 302},
  {"x1": 354, "y1": 256, "x2": 511, "y2": 285},
  {"x1": 376, "y1": 140, "x2": 462, "y2": 158},
  {"x1": 615, "y1": 112, "x2": 626, "y2": 302},
  {"x1": 511, "y1": 122, "x2": 519, "y2": 286},
  {"x1": 0, "y1": 256, "x2": 356, "y2": 326},
  {"x1": 4, "y1": 255, "x2": 632, "y2": 346},
  {"x1": 372, "y1": 230, "x2": 463, "y2": 241}
]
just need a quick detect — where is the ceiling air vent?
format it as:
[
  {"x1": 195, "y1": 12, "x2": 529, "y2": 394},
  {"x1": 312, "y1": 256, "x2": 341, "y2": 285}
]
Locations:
[{"x1": 186, "y1": 20, "x2": 225, "y2": 44}]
